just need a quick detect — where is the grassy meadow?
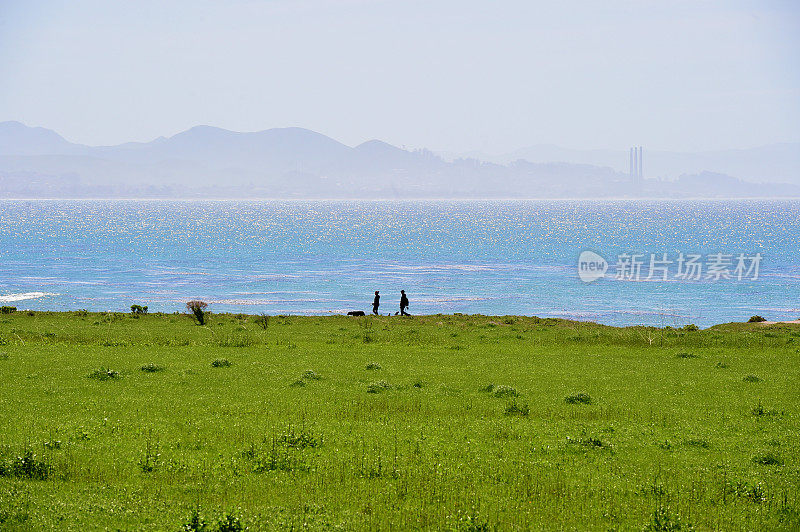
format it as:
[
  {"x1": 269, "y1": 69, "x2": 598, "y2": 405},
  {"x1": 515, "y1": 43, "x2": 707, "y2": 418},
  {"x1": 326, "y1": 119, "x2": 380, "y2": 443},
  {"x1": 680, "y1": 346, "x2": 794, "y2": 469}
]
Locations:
[{"x1": 0, "y1": 310, "x2": 798, "y2": 530}]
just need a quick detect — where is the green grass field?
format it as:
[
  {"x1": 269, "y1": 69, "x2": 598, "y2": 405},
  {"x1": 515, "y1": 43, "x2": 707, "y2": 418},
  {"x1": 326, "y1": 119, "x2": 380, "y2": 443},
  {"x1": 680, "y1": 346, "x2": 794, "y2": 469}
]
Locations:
[{"x1": 0, "y1": 311, "x2": 798, "y2": 530}]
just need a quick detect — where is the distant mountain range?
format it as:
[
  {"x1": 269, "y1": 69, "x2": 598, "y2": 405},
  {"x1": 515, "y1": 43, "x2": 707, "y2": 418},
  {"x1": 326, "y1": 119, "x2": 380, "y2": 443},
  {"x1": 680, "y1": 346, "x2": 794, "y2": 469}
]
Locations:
[
  {"x1": 1, "y1": 121, "x2": 798, "y2": 199},
  {"x1": 441, "y1": 143, "x2": 800, "y2": 185}
]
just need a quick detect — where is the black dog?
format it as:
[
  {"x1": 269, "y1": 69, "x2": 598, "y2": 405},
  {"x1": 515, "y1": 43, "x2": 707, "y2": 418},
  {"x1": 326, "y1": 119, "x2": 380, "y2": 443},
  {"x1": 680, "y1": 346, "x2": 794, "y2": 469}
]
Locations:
[{"x1": 347, "y1": 311, "x2": 366, "y2": 316}]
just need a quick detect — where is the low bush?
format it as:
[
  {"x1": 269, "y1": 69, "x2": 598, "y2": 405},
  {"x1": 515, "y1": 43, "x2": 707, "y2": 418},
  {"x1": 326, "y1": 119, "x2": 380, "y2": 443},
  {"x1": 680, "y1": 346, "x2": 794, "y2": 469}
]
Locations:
[
  {"x1": 182, "y1": 508, "x2": 208, "y2": 532},
  {"x1": 0, "y1": 450, "x2": 52, "y2": 480},
  {"x1": 187, "y1": 301, "x2": 209, "y2": 325},
  {"x1": 751, "y1": 402, "x2": 780, "y2": 417},
  {"x1": 504, "y1": 400, "x2": 530, "y2": 416},
  {"x1": 748, "y1": 315, "x2": 767, "y2": 323},
  {"x1": 255, "y1": 313, "x2": 269, "y2": 330},
  {"x1": 211, "y1": 358, "x2": 231, "y2": 368},
  {"x1": 752, "y1": 452, "x2": 783, "y2": 466},
  {"x1": 492, "y1": 385, "x2": 518, "y2": 398},
  {"x1": 564, "y1": 393, "x2": 592, "y2": 405},
  {"x1": 302, "y1": 370, "x2": 321, "y2": 380},
  {"x1": 367, "y1": 380, "x2": 391, "y2": 394}
]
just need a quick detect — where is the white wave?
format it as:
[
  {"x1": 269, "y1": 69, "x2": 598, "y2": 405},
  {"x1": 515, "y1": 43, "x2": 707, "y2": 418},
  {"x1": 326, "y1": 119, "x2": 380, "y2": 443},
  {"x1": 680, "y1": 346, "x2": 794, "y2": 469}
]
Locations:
[
  {"x1": 413, "y1": 296, "x2": 496, "y2": 303},
  {"x1": 205, "y1": 298, "x2": 338, "y2": 305},
  {"x1": 0, "y1": 291, "x2": 59, "y2": 302}
]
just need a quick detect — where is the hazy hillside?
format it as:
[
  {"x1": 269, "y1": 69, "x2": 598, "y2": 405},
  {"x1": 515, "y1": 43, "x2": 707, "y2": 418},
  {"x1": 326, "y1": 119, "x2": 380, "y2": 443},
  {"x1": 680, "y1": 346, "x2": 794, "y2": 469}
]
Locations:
[
  {"x1": 452, "y1": 143, "x2": 800, "y2": 185},
  {"x1": 1, "y1": 121, "x2": 797, "y2": 198}
]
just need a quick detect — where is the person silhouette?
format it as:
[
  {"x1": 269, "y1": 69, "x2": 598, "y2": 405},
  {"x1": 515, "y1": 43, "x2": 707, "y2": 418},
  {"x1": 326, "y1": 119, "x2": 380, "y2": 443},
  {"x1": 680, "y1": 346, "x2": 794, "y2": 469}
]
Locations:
[
  {"x1": 372, "y1": 291, "x2": 380, "y2": 315},
  {"x1": 400, "y1": 290, "x2": 409, "y2": 316}
]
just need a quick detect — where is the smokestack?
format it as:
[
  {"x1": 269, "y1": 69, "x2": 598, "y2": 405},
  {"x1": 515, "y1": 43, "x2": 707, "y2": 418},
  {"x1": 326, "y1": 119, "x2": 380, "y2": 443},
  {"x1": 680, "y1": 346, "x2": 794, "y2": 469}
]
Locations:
[
  {"x1": 638, "y1": 146, "x2": 643, "y2": 178},
  {"x1": 630, "y1": 147, "x2": 634, "y2": 179}
]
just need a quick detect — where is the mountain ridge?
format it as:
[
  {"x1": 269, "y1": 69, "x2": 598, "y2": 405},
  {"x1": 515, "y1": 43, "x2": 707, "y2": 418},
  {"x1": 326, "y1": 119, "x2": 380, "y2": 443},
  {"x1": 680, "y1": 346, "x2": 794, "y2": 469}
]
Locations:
[{"x1": 1, "y1": 121, "x2": 798, "y2": 198}]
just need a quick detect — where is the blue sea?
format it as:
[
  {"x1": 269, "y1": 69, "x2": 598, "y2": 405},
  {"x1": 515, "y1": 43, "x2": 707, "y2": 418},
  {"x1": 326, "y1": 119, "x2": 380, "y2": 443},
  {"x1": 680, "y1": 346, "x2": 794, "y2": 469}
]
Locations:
[{"x1": 1, "y1": 199, "x2": 798, "y2": 327}]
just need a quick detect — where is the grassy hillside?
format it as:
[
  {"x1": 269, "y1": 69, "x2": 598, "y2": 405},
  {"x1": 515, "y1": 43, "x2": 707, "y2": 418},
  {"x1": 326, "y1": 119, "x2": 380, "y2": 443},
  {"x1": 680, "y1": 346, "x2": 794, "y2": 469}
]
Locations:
[{"x1": 0, "y1": 311, "x2": 798, "y2": 530}]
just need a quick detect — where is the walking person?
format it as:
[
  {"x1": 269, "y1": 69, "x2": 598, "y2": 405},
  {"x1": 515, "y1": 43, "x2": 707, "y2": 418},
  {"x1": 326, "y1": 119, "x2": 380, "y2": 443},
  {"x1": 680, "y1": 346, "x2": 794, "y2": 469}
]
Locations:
[
  {"x1": 372, "y1": 290, "x2": 380, "y2": 315},
  {"x1": 400, "y1": 290, "x2": 409, "y2": 316}
]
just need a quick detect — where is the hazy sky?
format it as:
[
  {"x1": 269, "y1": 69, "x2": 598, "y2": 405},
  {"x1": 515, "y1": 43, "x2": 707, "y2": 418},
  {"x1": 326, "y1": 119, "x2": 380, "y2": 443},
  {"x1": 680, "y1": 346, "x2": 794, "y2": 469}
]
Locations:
[{"x1": 1, "y1": 0, "x2": 798, "y2": 153}]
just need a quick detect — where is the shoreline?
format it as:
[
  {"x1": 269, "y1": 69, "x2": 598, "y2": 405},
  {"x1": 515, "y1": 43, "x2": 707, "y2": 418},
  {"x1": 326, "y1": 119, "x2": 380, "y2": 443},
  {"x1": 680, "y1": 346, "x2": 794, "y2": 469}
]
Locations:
[{"x1": 3, "y1": 309, "x2": 800, "y2": 329}]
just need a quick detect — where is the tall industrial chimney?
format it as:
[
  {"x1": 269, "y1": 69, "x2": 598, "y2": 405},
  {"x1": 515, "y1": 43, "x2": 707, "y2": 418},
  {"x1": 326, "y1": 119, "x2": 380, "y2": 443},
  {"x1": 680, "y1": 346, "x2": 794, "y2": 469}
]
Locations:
[
  {"x1": 630, "y1": 147, "x2": 634, "y2": 179},
  {"x1": 638, "y1": 146, "x2": 643, "y2": 179}
]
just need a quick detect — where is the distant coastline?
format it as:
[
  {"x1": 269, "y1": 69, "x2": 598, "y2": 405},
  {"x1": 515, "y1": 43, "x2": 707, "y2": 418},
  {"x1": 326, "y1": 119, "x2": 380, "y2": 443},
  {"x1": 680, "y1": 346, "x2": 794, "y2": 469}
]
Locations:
[{"x1": 3, "y1": 121, "x2": 800, "y2": 200}]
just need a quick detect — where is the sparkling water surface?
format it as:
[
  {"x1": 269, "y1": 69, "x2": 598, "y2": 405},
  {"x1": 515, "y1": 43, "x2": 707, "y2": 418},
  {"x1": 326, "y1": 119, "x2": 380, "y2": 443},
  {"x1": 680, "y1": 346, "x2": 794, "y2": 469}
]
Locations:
[{"x1": 1, "y1": 199, "x2": 798, "y2": 327}]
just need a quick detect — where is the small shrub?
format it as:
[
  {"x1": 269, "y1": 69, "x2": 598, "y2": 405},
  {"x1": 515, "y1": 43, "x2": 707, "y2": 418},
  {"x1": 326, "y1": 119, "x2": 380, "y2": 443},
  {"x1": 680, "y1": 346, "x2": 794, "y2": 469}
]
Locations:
[
  {"x1": 367, "y1": 380, "x2": 391, "y2": 393},
  {"x1": 682, "y1": 324, "x2": 699, "y2": 331},
  {"x1": 140, "y1": 363, "x2": 165, "y2": 373},
  {"x1": 743, "y1": 374, "x2": 760, "y2": 383},
  {"x1": 280, "y1": 427, "x2": 322, "y2": 449},
  {"x1": 715, "y1": 361, "x2": 728, "y2": 369},
  {"x1": 492, "y1": 385, "x2": 518, "y2": 398},
  {"x1": 211, "y1": 358, "x2": 231, "y2": 368},
  {"x1": 130, "y1": 304, "x2": 148, "y2": 315},
  {"x1": 186, "y1": 300, "x2": 209, "y2": 325},
  {"x1": 726, "y1": 480, "x2": 767, "y2": 503},
  {"x1": 215, "y1": 511, "x2": 244, "y2": 532},
  {"x1": 289, "y1": 379, "x2": 305, "y2": 387},
  {"x1": 751, "y1": 402, "x2": 779, "y2": 417},
  {"x1": 0, "y1": 450, "x2": 52, "y2": 480},
  {"x1": 504, "y1": 400, "x2": 530, "y2": 417},
  {"x1": 752, "y1": 452, "x2": 783, "y2": 466},
  {"x1": 564, "y1": 392, "x2": 592, "y2": 405},
  {"x1": 0, "y1": 306, "x2": 16, "y2": 314},
  {"x1": 365, "y1": 362, "x2": 382, "y2": 370},
  {"x1": 413, "y1": 380, "x2": 424, "y2": 388},
  {"x1": 87, "y1": 367, "x2": 120, "y2": 380},
  {"x1": 675, "y1": 352, "x2": 699, "y2": 359},
  {"x1": 255, "y1": 313, "x2": 269, "y2": 330},
  {"x1": 182, "y1": 508, "x2": 209, "y2": 532},
  {"x1": 748, "y1": 315, "x2": 767, "y2": 323},
  {"x1": 302, "y1": 370, "x2": 321, "y2": 380},
  {"x1": 479, "y1": 383, "x2": 495, "y2": 393},
  {"x1": 0, "y1": 352, "x2": 7, "y2": 361},
  {"x1": 683, "y1": 439, "x2": 709, "y2": 449}
]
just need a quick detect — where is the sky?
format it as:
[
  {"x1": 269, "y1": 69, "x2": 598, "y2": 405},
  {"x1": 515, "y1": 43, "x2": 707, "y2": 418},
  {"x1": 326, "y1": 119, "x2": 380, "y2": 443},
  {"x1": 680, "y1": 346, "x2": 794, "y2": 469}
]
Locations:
[{"x1": 0, "y1": 0, "x2": 798, "y2": 153}]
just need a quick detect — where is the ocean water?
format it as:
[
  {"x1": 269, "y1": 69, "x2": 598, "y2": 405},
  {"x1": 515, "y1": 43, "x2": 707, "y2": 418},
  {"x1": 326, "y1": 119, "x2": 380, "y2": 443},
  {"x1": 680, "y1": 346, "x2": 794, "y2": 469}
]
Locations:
[{"x1": 0, "y1": 199, "x2": 798, "y2": 327}]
